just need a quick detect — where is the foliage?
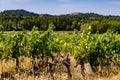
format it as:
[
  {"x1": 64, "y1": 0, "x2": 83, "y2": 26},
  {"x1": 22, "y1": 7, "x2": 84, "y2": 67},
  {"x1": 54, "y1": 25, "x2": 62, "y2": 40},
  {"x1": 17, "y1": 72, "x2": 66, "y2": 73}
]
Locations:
[
  {"x1": 1, "y1": 12, "x2": 120, "y2": 33},
  {"x1": 0, "y1": 26, "x2": 120, "y2": 72},
  {"x1": 72, "y1": 27, "x2": 120, "y2": 72}
]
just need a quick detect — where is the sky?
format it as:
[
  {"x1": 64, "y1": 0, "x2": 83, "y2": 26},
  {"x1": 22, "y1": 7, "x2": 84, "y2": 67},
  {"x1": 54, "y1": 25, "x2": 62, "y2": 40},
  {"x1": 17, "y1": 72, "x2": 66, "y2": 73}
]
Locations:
[{"x1": 0, "y1": 0, "x2": 120, "y2": 15}]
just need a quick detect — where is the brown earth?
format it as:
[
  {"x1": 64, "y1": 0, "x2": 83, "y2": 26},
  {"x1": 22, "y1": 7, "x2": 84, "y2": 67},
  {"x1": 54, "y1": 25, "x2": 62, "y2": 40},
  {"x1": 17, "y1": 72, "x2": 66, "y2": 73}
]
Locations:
[{"x1": 0, "y1": 56, "x2": 120, "y2": 80}]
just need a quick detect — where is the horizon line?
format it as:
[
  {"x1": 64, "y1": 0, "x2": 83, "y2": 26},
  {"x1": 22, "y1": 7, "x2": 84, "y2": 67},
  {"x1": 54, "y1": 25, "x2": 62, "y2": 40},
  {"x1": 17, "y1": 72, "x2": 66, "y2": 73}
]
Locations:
[{"x1": 0, "y1": 9, "x2": 120, "y2": 16}]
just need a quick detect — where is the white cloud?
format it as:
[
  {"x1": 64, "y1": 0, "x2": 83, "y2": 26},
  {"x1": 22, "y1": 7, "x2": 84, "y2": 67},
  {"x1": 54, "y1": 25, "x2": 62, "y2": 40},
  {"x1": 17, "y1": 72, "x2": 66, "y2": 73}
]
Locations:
[
  {"x1": 59, "y1": 3, "x2": 97, "y2": 14},
  {"x1": 59, "y1": 0, "x2": 70, "y2": 3},
  {"x1": 60, "y1": 3, "x2": 93, "y2": 9},
  {"x1": 0, "y1": 0, "x2": 33, "y2": 12},
  {"x1": 1, "y1": 0, "x2": 32, "y2": 3},
  {"x1": 60, "y1": 4, "x2": 78, "y2": 8},
  {"x1": 108, "y1": 1, "x2": 120, "y2": 5}
]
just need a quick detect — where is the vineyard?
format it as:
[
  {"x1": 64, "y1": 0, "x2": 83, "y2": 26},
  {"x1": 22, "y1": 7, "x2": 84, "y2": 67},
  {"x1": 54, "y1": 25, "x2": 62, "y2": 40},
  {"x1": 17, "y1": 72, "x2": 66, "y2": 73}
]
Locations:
[{"x1": 0, "y1": 26, "x2": 120, "y2": 80}]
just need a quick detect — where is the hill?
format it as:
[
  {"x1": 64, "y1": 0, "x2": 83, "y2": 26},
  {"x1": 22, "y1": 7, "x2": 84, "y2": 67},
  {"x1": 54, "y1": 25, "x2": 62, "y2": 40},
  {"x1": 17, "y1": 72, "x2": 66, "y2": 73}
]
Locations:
[
  {"x1": 0, "y1": 9, "x2": 39, "y2": 16},
  {"x1": 1, "y1": 9, "x2": 120, "y2": 18},
  {"x1": 60, "y1": 12, "x2": 103, "y2": 18}
]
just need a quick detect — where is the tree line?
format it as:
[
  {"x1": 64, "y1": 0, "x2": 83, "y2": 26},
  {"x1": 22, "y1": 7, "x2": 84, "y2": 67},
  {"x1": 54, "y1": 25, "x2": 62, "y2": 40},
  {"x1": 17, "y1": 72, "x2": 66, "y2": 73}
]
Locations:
[{"x1": 0, "y1": 13, "x2": 120, "y2": 33}]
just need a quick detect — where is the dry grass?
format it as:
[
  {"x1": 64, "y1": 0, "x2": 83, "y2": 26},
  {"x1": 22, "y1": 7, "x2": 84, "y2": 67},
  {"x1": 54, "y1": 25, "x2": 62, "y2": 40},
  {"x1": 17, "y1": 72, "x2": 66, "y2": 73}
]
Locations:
[{"x1": 0, "y1": 56, "x2": 120, "y2": 80}]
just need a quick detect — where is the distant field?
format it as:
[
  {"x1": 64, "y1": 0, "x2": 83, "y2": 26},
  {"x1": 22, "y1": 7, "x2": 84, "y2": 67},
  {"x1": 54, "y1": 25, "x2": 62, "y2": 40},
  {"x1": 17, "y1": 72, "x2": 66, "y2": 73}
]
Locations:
[
  {"x1": 3, "y1": 30, "x2": 120, "y2": 39},
  {"x1": 3, "y1": 31, "x2": 74, "y2": 34}
]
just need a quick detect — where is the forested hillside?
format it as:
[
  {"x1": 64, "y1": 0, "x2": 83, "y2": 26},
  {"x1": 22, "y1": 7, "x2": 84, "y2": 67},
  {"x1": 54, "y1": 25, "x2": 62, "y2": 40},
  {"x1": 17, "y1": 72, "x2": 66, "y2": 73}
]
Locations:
[
  {"x1": 1, "y1": 9, "x2": 38, "y2": 16},
  {"x1": 0, "y1": 9, "x2": 120, "y2": 33}
]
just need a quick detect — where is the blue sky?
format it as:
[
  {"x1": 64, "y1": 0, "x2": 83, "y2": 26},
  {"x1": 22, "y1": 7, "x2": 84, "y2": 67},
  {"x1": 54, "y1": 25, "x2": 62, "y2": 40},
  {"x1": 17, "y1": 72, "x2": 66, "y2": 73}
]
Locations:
[{"x1": 0, "y1": 0, "x2": 120, "y2": 15}]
